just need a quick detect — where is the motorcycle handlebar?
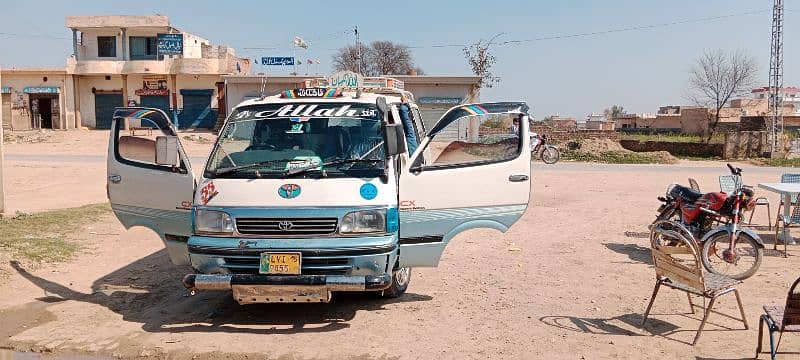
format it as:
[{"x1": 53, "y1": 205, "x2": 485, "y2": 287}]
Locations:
[{"x1": 726, "y1": 163, "x2": 742, "y2": 176}]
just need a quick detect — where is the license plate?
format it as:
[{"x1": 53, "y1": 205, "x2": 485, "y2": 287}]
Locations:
[{"x1": 259, "y1": 252, "x2": 302, "y2": 275}]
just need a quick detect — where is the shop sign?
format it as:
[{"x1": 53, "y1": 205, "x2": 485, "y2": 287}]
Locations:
[
  {"x1": 157, "y1": 33, "x2": 183, "y2": 55},
  {"x1": 135, "y1": 88, "x2": 170, "y2": 96},
  {"x1": 261, "y1": 57, "x2": 295, "y2": 66},
  {"x1": 142, "y1": 75, "x2": 168, "y2": 90},
  {"x1": 23, "y1": 86, "x2": 59, "y2": 94},
  {"x1": 1, "y1": 86, "x2": 10, "y2": 93},
  {"x1": 418, "y1": 97, "x2": 463, "y2": 105},
  {"x1": 327, "y1": 71, "x2": 363, "y2": 88}
]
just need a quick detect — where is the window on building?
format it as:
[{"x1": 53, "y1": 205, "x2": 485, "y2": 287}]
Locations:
[
  {"x1": 129, "y1": 36, "x2": 158, "y2": 60},
  {"x1": 97, "y1": 36, "x2": 117, "y2": 58}
]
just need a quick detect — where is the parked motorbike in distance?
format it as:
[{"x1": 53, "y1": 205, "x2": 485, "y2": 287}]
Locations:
[
  {"x1": 652, "y1": 163, "x2": 764, "y2": 280},
  {"x1": 531, "y1": 133, "x2": 560, "y2": 164}
]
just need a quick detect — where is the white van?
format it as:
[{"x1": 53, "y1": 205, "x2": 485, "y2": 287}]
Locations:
[{"x1": 107, "y1": 81, "x2": 531, "y2": 304}]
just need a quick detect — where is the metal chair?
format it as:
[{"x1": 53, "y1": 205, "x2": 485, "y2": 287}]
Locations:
[
  {"x1": 774, "y1": 203, "x2": 800, "y2": 257},
  {"x1": 688, "y1": 178, "x2": 700, "y2": 191},
  {"x1": 719, "y1": 175, "x2": 771, "y2": 230},
  {"x1": 757, "y1": 276, "x2": 800, "y2": 360},
  {"x1": 642, "y1": 220, "x2": 748, "y2": 345},
  {"x1": 773, "y1": 173, "x2": 800, "y2": 254}
]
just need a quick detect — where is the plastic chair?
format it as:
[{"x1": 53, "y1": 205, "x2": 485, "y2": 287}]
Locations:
[
  {"x1": 719, "y1": 175, "x2": 771, "y2": 230},
  {"x1": 688, "y1": 178, "x2": 700, "y2": 191},
  {"x1": 642, "y1": 221, "x2": 747, "y2": 345},
  {"x1": 757, "y1": 276, "x2": 800, "y2": 359}
]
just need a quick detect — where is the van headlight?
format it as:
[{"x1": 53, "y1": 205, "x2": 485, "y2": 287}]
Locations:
[
  {"x1": 194, "y1": 209, "x2": 234, "y2": 234},
  {"x1": 340, "y1": 209, "x2": 386, "y2": 234}
]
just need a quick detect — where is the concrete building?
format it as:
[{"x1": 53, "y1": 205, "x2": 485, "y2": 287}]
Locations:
[
  {"x1": 222, "y1": 74, "x2": 480, "y2": 130},
  {"x1": 65, "y1": 15, "x2": 250, "y2": 129},
  {"x1": 584, "y1": 113, "x2": 615, "y2": 130},
  {"x1": 1, "y1": 68, "x2": 75, "y2": 130}
]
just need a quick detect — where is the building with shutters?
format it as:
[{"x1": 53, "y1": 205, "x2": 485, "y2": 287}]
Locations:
[
  {"x1": 65, "y1": 15, "x2": 250, "y2": 129},
  {"x1": 1, "y1": 68, "x2": 77, "y2": 130}
]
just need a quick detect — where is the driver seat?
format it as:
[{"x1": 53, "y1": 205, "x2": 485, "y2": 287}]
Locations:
[{"x1": 321, "y1": 127, "x2": 350, "y2": 160}]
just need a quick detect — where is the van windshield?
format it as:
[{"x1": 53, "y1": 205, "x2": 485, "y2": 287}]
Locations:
[{"x1": 205, "y1": 103, "x2": 385, "y2": 179}]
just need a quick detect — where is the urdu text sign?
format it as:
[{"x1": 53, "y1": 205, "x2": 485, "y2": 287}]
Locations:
[
  {"x1": 157, "y1": 34, "x2": 184, "y2": 55},
  {"x1": 262, "y1": 57, "x2": 295, "y2": 66}
]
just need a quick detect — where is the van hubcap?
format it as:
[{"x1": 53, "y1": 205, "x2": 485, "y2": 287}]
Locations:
[{"x1": 394, "y1": 267, "x2": 410, "y2": 287}]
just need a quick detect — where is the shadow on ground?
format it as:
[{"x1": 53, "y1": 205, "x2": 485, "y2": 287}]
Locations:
[
  {"x1": 9, "y1": 250, "x2": 431, "y2": 337},
  {"x1": 540, "y1": 309, "x2": 747, "y2": 346},
  {"x1": 604, "y1": 242, "x2": 653, "y2": 265}
]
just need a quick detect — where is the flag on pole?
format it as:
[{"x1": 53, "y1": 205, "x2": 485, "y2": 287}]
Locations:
[
  {"x1": 314, "y1": 59, "x2": 320, "y2": 64},
  {"x1": 293, "y1": 36, "x2": 308, "y2": 49},
  {"x1": 307, "y1": 59, "x2": 313, "y2": 65}
]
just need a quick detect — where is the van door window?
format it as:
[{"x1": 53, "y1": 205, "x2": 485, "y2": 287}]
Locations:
[
  {"x1": 114, "y1": 114, "x2": 186, "y2": 172},
  {"x1": 421, "y1": 113, "x2": 520, "y2": 168}
]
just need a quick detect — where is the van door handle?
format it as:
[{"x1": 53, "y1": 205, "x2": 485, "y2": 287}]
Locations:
[
  {"x1": 108, "y1": 174, "x2": 122, "y2": 184},
  {"x1": 508, "y1": 174, "x2": 529, "y2": 182}
]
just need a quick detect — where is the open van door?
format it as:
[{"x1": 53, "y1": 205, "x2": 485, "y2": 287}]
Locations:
[
  {"x1": 399, "y1": 102, "x2": 531, "y2": 267},
  {"x1": 106, "y1": 107, "x2": 196, "y2": 265}
]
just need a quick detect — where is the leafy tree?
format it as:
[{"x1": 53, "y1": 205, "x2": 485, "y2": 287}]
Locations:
[
  {"x1": 603, "y1": 105, "x2": 625, "y2": 119},
  {"x1": 463, "y1": 34, "x2": 502, "y2": 95}
]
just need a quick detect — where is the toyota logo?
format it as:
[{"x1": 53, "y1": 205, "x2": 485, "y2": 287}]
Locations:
[{"x1": 277, "y1": 221, "x2": 293, "y2": 231}]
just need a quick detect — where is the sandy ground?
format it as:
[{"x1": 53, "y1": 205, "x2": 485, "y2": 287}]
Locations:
[
  {"x1": 2, "y1": 130, "x2": 213, "y2": 214},
  {"x1": 3, "y1": 131, "x2": 800, "y2": 359}
]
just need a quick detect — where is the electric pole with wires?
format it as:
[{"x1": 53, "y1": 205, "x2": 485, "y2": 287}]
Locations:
[{"x1": 769, "y1": 0, "x2": 784, "y2": 153}]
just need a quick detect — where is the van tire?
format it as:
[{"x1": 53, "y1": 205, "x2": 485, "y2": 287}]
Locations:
[{"x1": 382, "y1": 267, "x2": 411, "y2": 298}]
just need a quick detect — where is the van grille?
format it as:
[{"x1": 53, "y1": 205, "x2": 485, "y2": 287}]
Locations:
[
  {"x1": 236, "y1": 217, "x2": 338, "y2": 236},
  {"x1": 221, "y1": 255, "x2": 351, "y2": 275}
]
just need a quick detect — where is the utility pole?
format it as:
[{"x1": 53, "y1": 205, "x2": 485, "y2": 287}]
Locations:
[
  {"x1": 769, "y1": 0, "x2": 784, "y2": 153},
  {"x1": 0, "y1": 65, "x2": 5, "y2": 214},
  {"x1": 354, "y1": 26, "x2": 361, "y2": 74}
]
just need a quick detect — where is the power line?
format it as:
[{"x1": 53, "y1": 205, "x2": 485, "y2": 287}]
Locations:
[
  {"x1": 404, "y1": 8, "x2": 773, "y2": 49},
  {"x1": 0, "y1": 32, "x2": 70, "y2": 40}
]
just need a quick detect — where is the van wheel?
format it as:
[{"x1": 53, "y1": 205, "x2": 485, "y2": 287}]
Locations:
[{"x1": 382, "y1": 267, "x2": 411, "y2": 298}]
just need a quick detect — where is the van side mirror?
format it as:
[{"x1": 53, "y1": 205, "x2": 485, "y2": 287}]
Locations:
[
  {"x1": 383, "y1": 123, "x2": 407, "y2": 157},
  {"x1": 155, "y1": 136, "x2": 180, "y2": 167}
]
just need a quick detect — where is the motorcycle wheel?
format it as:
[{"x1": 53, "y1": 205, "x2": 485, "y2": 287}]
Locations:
[
  {"x1": 541, "y1": 146, "x2": 560, "y2": 164},
  {"x1": 701, "y1": 231, "x2": 763, "y2": 280}
]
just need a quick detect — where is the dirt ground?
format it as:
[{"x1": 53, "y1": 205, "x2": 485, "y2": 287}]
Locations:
[
  {"x1": 3, "y1": 130, "x2": 800, "y2": 359},
  {"x1": 2, "y1": 130, "x2": 213, "y2": 214}
]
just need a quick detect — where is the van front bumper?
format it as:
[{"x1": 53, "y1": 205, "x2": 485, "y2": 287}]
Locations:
[
  {"x1": 183, "y1": 273, "x2": 392, "y2": 303},
  {"x1": 187, "y1": 234, "x2": 398, "y2": 277}
]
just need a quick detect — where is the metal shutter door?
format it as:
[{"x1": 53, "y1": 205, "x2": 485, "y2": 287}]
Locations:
[
  {"x1": 179, "y1": 89, "x2": 216, "y2": 129},
  {"x1": 94, "y1": 93, "x2": 123, "y2": 129},
  {"x1": 140, "y1": 95, "x2": 171, "y2": 118}
]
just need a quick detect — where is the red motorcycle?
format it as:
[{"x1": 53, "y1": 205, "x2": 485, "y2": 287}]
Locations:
[{"x1": 652, "y1": 164, "x2": 764, "y2": 280}]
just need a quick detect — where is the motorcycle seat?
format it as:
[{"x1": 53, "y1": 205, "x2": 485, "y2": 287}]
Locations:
[{"x1": 669, "y1": 184, "x2": 703, "y2": 203}]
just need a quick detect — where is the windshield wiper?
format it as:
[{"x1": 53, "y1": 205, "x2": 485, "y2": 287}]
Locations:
[
  {"x1": 282, "y1": 158, "x2": 382, "y2": 177},
  {"x1": 212, "y1": 159, "x2": 295, "y2": 176}
]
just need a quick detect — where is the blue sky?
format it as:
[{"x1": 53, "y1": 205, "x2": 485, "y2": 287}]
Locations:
[{"x1": 0, "y1": 0, "x2": 796, "y2": 119}]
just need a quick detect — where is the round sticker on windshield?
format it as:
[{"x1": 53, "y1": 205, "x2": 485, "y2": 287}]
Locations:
[{"x1": 360, "y1": 183, "x2": 378, "y2": 200}]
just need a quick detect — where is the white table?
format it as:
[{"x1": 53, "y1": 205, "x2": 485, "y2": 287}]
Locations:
[{"x1": 758, "y1": 182, "x2": 800, "y2": 244}]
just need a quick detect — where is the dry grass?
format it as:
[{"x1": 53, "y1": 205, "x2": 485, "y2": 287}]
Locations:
[{"x1": 0, "y1": 203, "x2": 110, "y2": 263}]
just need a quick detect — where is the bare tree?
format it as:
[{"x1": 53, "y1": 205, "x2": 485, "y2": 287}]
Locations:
[
  {"x1": 688, "y1": 49, "x2": 758, "y2": 141},
  {"x1": 332, "y1": 43, "x2": 371, "y2": 75},
  {"x1": 463, "y1": 34, "x2": 502, "y2": 97},
  {"x1": 370, "y1": 41, "x2": 414, "y2": 75},
  {"x1": 332, "y1": 41, "x2": 421, "y2": 76}
]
